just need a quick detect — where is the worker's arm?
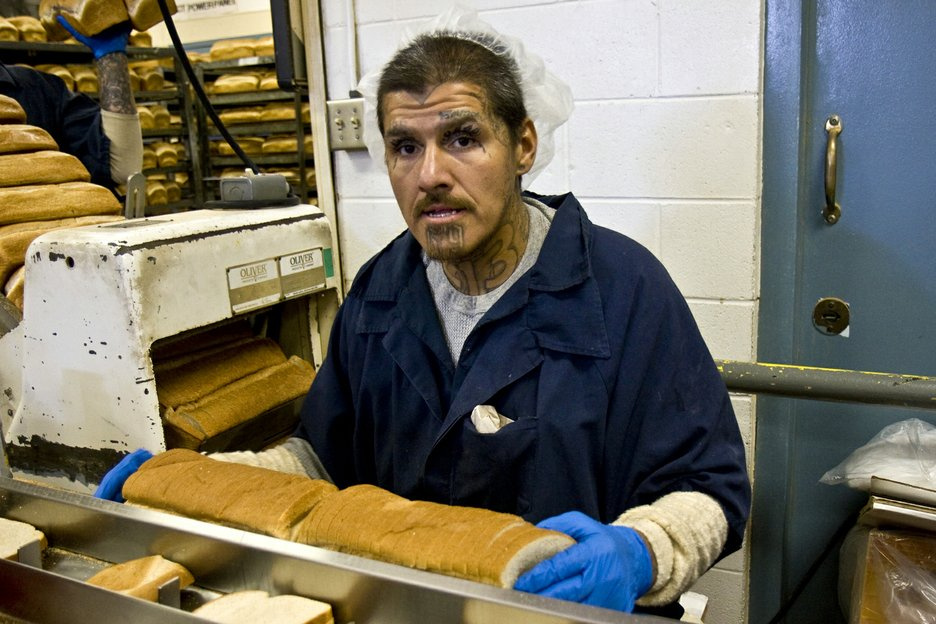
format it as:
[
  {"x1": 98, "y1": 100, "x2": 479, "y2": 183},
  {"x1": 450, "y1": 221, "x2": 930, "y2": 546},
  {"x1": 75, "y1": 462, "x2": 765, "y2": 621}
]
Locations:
[
  {"x1": 514, "y1": 491, "x2": 727, "y2": 611},
  {"x1": 58, "y1": 17, "x2": 142, "y2": 186}
]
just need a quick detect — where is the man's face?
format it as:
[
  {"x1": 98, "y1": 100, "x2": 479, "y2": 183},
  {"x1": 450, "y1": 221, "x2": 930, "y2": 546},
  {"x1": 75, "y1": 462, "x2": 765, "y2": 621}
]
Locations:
[{"x1": 381, "y1": 82, "x2": 536, "y2": 263}]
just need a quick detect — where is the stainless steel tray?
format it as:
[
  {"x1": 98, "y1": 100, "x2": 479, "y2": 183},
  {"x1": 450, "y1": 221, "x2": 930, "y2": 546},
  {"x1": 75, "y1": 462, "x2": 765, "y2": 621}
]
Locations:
[{"x1": 0, "y1": 477, "x2": 672, "y2": 623}]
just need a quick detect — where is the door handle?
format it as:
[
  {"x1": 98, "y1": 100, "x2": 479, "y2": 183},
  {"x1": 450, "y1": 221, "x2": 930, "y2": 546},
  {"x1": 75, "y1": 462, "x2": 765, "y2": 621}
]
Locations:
[{"x1": 823, "y1": 114, "x2": 842, "y2": 224}]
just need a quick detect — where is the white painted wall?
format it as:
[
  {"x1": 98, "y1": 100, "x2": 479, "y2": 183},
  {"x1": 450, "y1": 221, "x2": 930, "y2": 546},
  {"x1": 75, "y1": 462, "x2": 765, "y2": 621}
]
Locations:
[
  {"x1": 160, "y1": 1, "x2": 764, "y2": 620},
  {"x1": 321, "y1": 2, "x2": 763, "y2": 622}
]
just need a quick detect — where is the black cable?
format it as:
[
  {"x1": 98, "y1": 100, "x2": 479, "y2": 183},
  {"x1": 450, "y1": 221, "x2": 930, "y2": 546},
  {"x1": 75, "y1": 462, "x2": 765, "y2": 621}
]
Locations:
[
  {"x1": 767, "y1": 510, "x2": 860, "y2": 624},
  {"x1": 154, "y1": 0, "x2": 261, "y2": 175}
]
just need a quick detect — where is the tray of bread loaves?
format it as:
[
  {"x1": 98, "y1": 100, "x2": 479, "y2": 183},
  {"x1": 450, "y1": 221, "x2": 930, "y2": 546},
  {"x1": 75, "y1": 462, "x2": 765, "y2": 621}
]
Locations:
[{"x1": 0, "y1": 468, "x2": 665, "y2": 623}]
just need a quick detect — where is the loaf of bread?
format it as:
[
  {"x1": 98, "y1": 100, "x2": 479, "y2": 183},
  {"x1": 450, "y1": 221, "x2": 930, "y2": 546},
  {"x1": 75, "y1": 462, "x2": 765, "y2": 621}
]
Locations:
[
  {"x1": 262, "y1": 135, "x2": 314, "y2": 155},
  {"x1": 8, "y1": 16, "x2": 46, "y2": 42},
  {"x1": 151, "y1": 104, "x2": 170, "y2": 128},
  {"x1": 0, "y1": 95, "x2": 27, "y2": 124},
  {"x1": 39, "y1": 0, "x2": 125, "y2": 40},
  {"x1": 129, "y1": 30, "x2": 152, "y2": 47},
  {"x1": 165, "y1": 180, "x2": 181, "y2": 202},
  {"x1": 293, "y1": 484, "x2": 575, "y2": 588},
  {"x1": 138, "y1": 105, "x2": 155, "y2": 130},
  {"x1": 253, "y1": 36, "x2": 274, "y2": 58},
  {"x1": 0, "y1": 182, "x2": 121, "y2": 226},
  {"x1": 217, "y1": 137, "x2": 263, "y2": 156},
  {"x1": 152, "y1": 142, "x2": 177, "y2": 167},
  {"x1": 194, "y1": 590, "x2": 333, "y2": 624},
  {"x1": 213, "y1": 73, "x2": 260, "y2": 94},
  {"x1": 218, "y1": 106, "x2": 262, "y2": 125},
  {"x1": 209, "y1": 38, "x2": 257, "y2": 62},
  {"x1": 0, "y1": 214, "x2": 123, "y2": 285},
  {"x1": 258, "y1": 72, "x2": 279, "y2": 91},
  {"x1": 123, "y1": 452, "x2": 575, "y2": 590},
  {"x1": 125, "y1": 0, "x2": 178, "y2": 33},
  {"x1": 69, "y1": 65, "x2": 98, "y2": 93},
  {"x1": 0, "y1": 150, "x2": 89, "y2": 187},
  {"x1": 138, "y1": 68, "x2": 164, "y2": 91},
  {"x1": 162, "y1": 356, "x2": 316, "y2": 449},
  {"x1": 85, "y1": 554, "x2": 194, "y2": 601},
  {"x1": 0, "y1": 517, "x2": 47, "y2": 560},
  {"x1": 0, "y1": 17, "x2": 17, "y2": 42},
  {"x1": 259, "y1": 103, "x2": 294, "y2": 122},
  {"x1": 146, "y1": 179, "x2": 167, "y2": 205},
  {"x1": 34, "y1": 64, "x2": 75, "y2": 90},
  {"x1": 0, "y1": 125, "x2": 58, "y2": 154},
  {"x1": 155, "y1": 336, "x2": 287, "y2": 408},
  {"x1": 123, "y1": 449, "x2": 339, "y2": 540}
]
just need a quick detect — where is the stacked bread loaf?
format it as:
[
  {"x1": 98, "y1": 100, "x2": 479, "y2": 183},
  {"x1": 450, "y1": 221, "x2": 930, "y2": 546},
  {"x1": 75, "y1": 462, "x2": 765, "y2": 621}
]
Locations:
[
  {"x1": 123, "y1": 449, "x2": 576, "y2": 589},
  {"x1": 0, "y1": 95, "x2": 123, "y2": 311},
  {"x1": 152, "y1": 323, "x2": 316, "y2": 450},
  {"x1": 39, "y1": 0, "x2": 177, "y2": 41}
]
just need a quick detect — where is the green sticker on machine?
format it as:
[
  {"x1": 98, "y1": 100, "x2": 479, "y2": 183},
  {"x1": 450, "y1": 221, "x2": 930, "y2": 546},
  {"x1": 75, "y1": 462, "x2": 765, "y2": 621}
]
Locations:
[{"x1": 323, "y1": 247, "x2": 334, "y2": 278}]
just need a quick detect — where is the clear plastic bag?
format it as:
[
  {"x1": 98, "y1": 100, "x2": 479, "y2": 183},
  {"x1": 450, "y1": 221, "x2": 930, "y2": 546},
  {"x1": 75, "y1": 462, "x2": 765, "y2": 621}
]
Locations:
[
  {"x1": 839, "y1": 525, "x2": 936, "y2": 623},
  {"x1": 820, "y1": 418, "x2": 936, "y2": 491}
]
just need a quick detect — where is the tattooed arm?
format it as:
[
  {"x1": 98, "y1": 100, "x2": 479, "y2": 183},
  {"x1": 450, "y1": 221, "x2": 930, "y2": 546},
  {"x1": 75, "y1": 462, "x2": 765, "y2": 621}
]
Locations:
[{"x1": 95, "y1": 50, "x2": 143, "y2": 185}]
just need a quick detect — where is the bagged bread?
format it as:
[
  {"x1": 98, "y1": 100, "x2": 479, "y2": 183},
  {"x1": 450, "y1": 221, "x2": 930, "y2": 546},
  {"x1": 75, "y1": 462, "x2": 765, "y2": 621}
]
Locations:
[
  {"x1": 0, "y1": 150, "x2": 89, "y2": 187},
  {"x1": 194, "y1": 591, "x2": 333, "y2": 624},
  {"x1": 86, "y1": 554, "x2": 194, "y2": 601},
  {"x1": 0, "y1": 95, "x2": 27, "y2": 124},
  {"x1": 123, "y1": 449, "x2": 338, "y2": 540},
  {"x1": 0, "y1": 125, "x2": 58, "y2": 154},
  {"x1": 0, "y1": 517, "x2": 47, "y2": 560},
  {"x1": 162, "y1": 356, "x2": 316, "y2": 449},
  {"x1": 0, "y1": 182, "x2": 121, "y2": 225}
]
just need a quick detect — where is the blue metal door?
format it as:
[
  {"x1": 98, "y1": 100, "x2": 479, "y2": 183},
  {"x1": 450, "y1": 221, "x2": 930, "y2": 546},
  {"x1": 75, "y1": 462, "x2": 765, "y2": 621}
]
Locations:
[{"x1": 754, "y1": 1, "x2": 936, "y2": 622}]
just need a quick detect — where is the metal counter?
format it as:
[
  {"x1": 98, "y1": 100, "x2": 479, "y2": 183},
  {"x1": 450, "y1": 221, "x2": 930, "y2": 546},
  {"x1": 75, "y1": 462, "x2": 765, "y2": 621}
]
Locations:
[{"x1": 0, "y1": 478, "x2": 672, "y2": 624}]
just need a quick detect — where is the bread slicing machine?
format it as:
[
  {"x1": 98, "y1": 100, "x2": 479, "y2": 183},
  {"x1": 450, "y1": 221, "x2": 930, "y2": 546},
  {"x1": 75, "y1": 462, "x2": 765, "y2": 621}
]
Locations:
[{"x1": 0, "y1": 204, "x2": 340, "y2": 493}]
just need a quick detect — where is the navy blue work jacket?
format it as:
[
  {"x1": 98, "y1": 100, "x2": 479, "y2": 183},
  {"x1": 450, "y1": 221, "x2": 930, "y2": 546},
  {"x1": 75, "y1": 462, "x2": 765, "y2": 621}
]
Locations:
[
  {"x1": 297, "y1": 192, "x2": 751, "y2": 554},
  {"x1": 0, "y1": 63, "x2": 113, "y2": 192}
]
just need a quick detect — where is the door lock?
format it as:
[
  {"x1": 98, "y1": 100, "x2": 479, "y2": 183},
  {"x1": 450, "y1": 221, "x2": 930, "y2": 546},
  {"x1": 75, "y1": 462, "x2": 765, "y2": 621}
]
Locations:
[{"x1": 812, "y1": 297, "x2": 850, "y2": 335}]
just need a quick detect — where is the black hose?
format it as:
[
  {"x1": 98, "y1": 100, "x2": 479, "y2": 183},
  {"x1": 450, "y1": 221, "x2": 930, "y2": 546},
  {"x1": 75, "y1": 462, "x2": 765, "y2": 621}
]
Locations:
[{"x1": 154, "y1": 0, "x2": 261, "y2": 175}]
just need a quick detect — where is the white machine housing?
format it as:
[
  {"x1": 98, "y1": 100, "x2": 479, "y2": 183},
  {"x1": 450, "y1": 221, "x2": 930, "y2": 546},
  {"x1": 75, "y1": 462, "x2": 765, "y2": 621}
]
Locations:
[{"x1": 1, "y1": 205, "x2": 340, "y2": 491}]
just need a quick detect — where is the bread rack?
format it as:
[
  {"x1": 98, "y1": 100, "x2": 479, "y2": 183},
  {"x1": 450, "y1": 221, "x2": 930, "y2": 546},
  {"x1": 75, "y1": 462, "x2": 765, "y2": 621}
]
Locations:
[
  {"x1": 0, "y1": 204, "x2": 340, "y2": 492},
  {"x1": 0, "y1": 476, "x2": 669, "y2": 623}
]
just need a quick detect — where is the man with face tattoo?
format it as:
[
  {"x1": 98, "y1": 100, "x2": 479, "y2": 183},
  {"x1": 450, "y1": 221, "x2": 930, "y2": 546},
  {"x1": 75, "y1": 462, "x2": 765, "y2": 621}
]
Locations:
[
  {"x1": 0, "y1": 17, "x2": 142, "y2": 194},
  {"x1": 97, "y1": 11, "x2": 750, "y2": 617}
]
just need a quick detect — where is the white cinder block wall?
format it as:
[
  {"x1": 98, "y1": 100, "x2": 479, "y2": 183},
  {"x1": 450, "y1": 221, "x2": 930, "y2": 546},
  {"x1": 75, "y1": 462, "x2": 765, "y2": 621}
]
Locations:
[{"x1": 322, "y1": 1, "x2": 763, "y2": 622}]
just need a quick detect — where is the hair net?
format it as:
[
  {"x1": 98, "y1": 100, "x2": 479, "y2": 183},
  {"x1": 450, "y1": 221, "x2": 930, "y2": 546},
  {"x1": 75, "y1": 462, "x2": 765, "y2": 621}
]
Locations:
[{"x1": 356, "y1": 5, "x2": 574, "y2": 188}]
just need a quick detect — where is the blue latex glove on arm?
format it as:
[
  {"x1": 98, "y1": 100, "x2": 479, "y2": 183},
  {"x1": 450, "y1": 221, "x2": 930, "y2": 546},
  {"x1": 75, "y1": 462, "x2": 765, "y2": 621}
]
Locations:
[
  {"x1": 94, "y1": 448, "x2": 153, "y2": 502},
  {"x1": 514, "y1": 511, "x2": 653, "y2": 613},
  {"x1": 57, "y1": 16, "x2": 131, "y2": 59}
]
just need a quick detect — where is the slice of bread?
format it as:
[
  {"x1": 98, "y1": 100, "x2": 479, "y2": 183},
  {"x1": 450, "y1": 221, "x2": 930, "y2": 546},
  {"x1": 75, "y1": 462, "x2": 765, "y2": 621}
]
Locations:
[
  {"x1": 194, "y1": 590, "x2": 333, "y2": 624},
  {"x1": 85, "y1": 554, "x2": 194, "y2": 601},
  {"x1": 0, "y1": 517, "x2": 46, "y2": 560}
]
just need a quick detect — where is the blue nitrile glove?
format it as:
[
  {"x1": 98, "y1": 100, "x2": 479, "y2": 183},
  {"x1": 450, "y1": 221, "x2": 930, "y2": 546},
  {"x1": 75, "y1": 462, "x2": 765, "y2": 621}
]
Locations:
[
  {"x1": 94, "y1": 448, "x2": 153, "y2": 502},
  {"x1": 57, "y1": 16, "x2": 131, "y2": 59},
  {"x1": 514, "y1": 510, "x2": 653, "y2": 613}
]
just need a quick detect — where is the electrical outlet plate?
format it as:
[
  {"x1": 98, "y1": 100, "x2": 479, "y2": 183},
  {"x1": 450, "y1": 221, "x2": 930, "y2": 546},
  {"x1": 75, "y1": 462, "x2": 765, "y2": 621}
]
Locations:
[{"x1": 326, "y1": 98, "x2": 367, "y2": 151}]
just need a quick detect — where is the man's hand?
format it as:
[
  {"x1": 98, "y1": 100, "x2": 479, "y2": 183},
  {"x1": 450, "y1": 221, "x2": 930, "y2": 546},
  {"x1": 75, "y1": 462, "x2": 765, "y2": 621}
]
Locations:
[
  {"x1": 57, "y1": 16, "x2": 131, "y2": 59},
  {"x1": 94, "y1": 448, "x2": 152, "y2": 502},
  {"x1": 514, "y1": 511, "x2": 653, "y2": 613}
]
